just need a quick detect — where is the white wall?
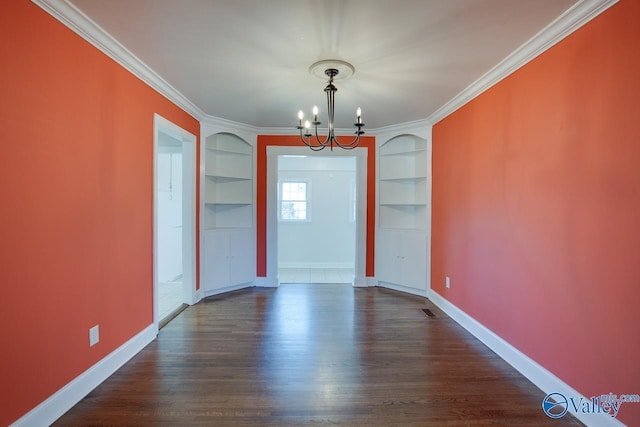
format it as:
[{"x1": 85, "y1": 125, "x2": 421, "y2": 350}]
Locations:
[
  {"x1": 277, "y1": 156, "x2": 356, "y2": 268},
  {"x1": 157, "y1": 132, "x2": 183, "y2": 282}
]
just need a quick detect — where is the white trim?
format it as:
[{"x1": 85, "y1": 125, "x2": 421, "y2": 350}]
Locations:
[
  {"x1": 201, "y1": 115, "x2": 259, "y2": 142},
  {"x1": 374, "y1": 119, "x2": 432, "y2": 143},
  {"x1": 378, "y1": 281, "x2": 429, "y2": 298},
  {"x1": 427, "y1": 0, "x2": 619, "y2": 124},
  {"x1": 153, "y1": 114, "x2": 198, "y2": 333},
  {"x1": 31, "y1": 0, "x2": 205, "y2": 121},
  {"x1": 31, "y1": 0, "x2": 618, "y2": 134},
  {"x1": 10, "y1": 324, "x2": 156, "y2": 427},
  {"x1": 278, "y1": 262, "x2": 354, "y2": 269},
  {"x1": 202, "y1": 282, "x2": 254, "y2": 298},
  {"x1": 258, "y1": 126, "x2": 363, "y2": 136},
  {"x1": 255, "y1": 276, "x2": 279, "y2": 288},
  {"x1": 428, "y1": 290, "x2": 626, "y2": 427},
  {"x1": 353, "y1": 275, "x2": 369, "y2": 287},
  {"x1": 266, "y1": 146, "x2": 369, "y2": 291}
]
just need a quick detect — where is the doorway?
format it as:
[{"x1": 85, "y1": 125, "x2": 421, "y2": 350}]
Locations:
[
  {"x1": 264, "y1": 145, "x2": 368, "y2": 287},
  {"x1": 153, "y1": 114, "x2": 197, "y2": 328},
  {"x1": 277, "y1": 155, "x2": 356, "y2": 284}
]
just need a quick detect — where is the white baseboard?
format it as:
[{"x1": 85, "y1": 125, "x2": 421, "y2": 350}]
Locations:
[
  {"x1": 202, "y1": 282, "x2": 254, "y2": 297},
  {"x1": 352, "y1": 275, "x2": 368, "y2": 287},
  {"x1": 428, "y1": 290, "x2": 626, "y2": 427},
  {"x1": 194, "y1": 287, "x2": 204, "y2": 303},
  {"x1": 11, "y1": 324, "x2": 157, "y2": 427},
  {"x1": 278, "y1": 262, "x2": 354, "y2": 269},
  {"x1": 255, "y1": 276, "x2": 279, "y2": 288},
  {"x1": 377, "y1": 281, "x2": 428, "y2": 297}
]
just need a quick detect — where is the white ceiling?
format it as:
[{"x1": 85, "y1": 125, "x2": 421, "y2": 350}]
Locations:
[{"x1": 69, "y1": 0, "x2": 578, "y2": 129}]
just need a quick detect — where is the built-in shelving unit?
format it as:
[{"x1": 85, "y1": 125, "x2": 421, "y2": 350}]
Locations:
[
  {"x1": 202, "y1": 132, "x2": 255, "y2": 295},
  {"x1": 377, "y1": 134, "x2": 430, "y2": 296},
  {"x1": 203, "y1": 133, "x2": 253, "y2": 230},
  {"x1": 378, "y1": 136, "x2": 428, "y2": 231}
]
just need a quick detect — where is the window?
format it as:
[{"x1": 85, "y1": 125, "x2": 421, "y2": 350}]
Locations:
[{"x1": 279, "y1": 180, "x2": 310, "y2": 221}]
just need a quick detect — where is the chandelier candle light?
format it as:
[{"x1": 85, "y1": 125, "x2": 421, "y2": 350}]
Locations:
[{"x1": 296, "y1": 60, "x2": 365, "y2": 151}]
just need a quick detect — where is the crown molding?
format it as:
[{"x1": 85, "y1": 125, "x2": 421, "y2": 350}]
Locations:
[
  {"x1": 256, "y1": 126, "x2": 367, "y2": 136},
  {"x1": 256, "y1": 127, "x2": 301, "y2": 136},
  {"x1": 31, "y1": 0, "x2": 207, "y2": 121},
  {"x1": 201, "y1": 114, "x2": 259, "y2": 135},
  {"x1": 374, "y1": 119, "x2": 432, "y2": 143},
  {"x1": 200, "y1": 115, "x2": 259, "y2": 146},
  {"x1": 31, "y1": 0, "x2": 618, "y2": 133},
  {"x1": 427, "y1": 0, "x2": 619, "y2": 125}
]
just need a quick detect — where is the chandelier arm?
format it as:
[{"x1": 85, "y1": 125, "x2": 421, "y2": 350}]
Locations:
[
  {"x1": 313, "y1": 125, "x2": 331, "y2": 146},
  {"x1": 300, "y1": 133, "x2": 327, "y2": 151},
  {"x1": 299, "y1": 127, "x2": 331, "y2": 150},
  {"x1": 334, "y1": 134, "x2": 361, "y2": 149}
]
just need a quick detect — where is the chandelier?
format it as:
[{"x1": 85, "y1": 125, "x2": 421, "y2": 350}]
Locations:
[{"x1": 296, "y1": 60, "x2": 364, "y2": 151}]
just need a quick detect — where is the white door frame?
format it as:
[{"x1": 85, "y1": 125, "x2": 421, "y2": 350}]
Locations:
[
  {"x1": 153, "y1": 114, "x2": 197, "y2": 329},
  {"x1": 266, "y1": 146, "x2": 368, "y2": 287}
]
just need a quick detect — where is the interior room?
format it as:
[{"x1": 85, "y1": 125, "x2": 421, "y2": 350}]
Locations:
[
  {"x1": 1, "y1": 1, "x2": 638, "y2": 426},
  {"x1": 277, "y1": 155, "x2": 356, "y2": 284}
]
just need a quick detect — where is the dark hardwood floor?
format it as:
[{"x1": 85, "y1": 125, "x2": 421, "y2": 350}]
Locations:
[{"x1": 55, "y1": 284, "x2": 583, "y2": 426}]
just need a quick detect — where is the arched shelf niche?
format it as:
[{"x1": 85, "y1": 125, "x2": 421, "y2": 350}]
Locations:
[
  {"x1": 201, "y1": 132, "x2": 255, "y2": 296},
  {"x1": 376, "y1": 132, "x2": 430, "y2": 297}
]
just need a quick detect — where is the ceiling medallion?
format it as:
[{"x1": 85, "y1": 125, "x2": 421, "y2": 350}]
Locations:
[{"x1": 296, "y1": 60, "x2": 364, "y2": 151}]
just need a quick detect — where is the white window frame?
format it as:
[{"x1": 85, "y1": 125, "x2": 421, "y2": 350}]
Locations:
[{"x1": 278, "y1": 179, "x2": 311, "y2": 222}]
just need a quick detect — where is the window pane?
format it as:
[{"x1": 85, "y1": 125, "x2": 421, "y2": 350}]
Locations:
[
  {"x1": 281, "y1": 201, "x2": 307, "y2": 220},
  {"x1": 282, "y1": 182, "x2": 306, "y2": 201},
  {"x1": 280, "y1": 181, "x2": 308, "y2": 220}
]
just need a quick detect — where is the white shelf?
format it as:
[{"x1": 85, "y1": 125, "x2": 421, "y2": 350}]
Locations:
[
  {"x1": 206, "y1": 146, "x2": 251, "y2": 155},
  {"x1": 203, "y1": 200, "x2": 252, "y2": 229},
  {"x1": 204, "y1": 150, "x2": 252, "y2": 179},
  {"x1": 379, "y1": 176, "x2": 426, "y2": 181},
  {"x1": 204, "y1": 175, "x2": 252, "y2": 205},
  {"x1": 377, "y1": 134, "x2": 429, "y2": 293},
  {"x1": 379, "y1": 147, "x2": 428, "y2": 157},
  {"x1": 378, "y1": 135, "x2": 428, "y2": 231},
  {"x1": 379, "y1": 135, "x2": 427, "y2": 156},
  {"x1": 205, "y1": 133, "x2": 252, "y2": 155},
  {"x1": 204, "y1": 133, "x2": 253, "y2": 230},
  {"x1": 379, "y1": 204, "x2": 427, "y2": 230},
  {"x1": 204, "y1": 173, "x2": 252, "y2": 180}
]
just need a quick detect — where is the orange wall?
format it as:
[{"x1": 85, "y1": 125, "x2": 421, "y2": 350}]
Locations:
[
  {"x1": 0, "y1": 1, "x2": 199, "y2": 425},
  {"x1": 257, "y1": 135, "x2": 376, "y2": 277},
  {"x1": 432, "y1": 1, "x2": 639, "y2": 425}
]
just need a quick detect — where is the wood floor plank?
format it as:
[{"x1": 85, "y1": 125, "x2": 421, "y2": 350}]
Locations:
[{"x1": 54, "y1": 284, "x2": 583, "y2": 426}]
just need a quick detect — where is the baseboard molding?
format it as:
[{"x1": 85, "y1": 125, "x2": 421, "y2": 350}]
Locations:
[
  {"x1": 353, "y1": 275, "x2": 369, "y2": 287},
  {"x1": 194, "y1": 287, "x2": 204, "y2": 304},
  {"x1": 202, "y1": 282, "x2": 254, "y2": 297},
  {"x1": 278, "y1": 262, "x2": 354, "y2": 269},
  {"x1": 255, "y1": 276, "x2": 279, "y2": 288},
  {"x1": 377, "y1": 281, "x2": 428, "y2": 297},
  {"x1": 11, "y1": 323, "x2": 157, "y2": 427},
  {"x1": 428, "y1": 290, "x2": 626, "y2": 427}
]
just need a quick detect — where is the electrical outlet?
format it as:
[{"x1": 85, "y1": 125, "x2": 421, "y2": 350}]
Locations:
[
  {"x1": 445, "y1": 276, "x2": 451, "y2": 289},
  {"x1": 89, "y1": 325, "x2": 100, "y2": 347}
]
